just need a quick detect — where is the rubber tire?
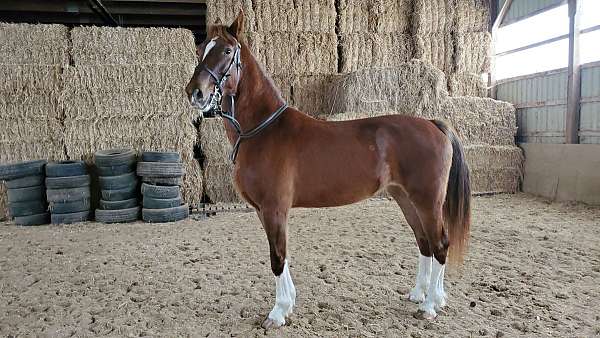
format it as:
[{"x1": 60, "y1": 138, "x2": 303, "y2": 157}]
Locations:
[
  {"x1": 96, "y1": 163, "x2": 135, "y2": 176},
  {"x1": 51, "y1": 211, "x2": 90, "y2": 224},
  {"x1": 5, "y1": 175, "x2": 44, "y2": 189},
  {"x1": 101, "y1": 184, "x2": 138, "y2": 201},
  {"x1": 46, "y1": 187, "x2": 90, "y2": 203},
  {"x1": 141, "y1": 151, "x2": 181, "y2": 163},
  {"x1": 99, "y1": 198, "x2": 139, "y2": 210},
  {"x1": 142, "y1": 176, "x2": 182, "y2": 186},
  {"x1": 7, "y1": 186, "x2": 45, "y2": 203},
  {"x1": 95, "y1": 207, "x2": 140, "y2": 223},
  {"x1": 45, "y1": 175, "x2": 90, "y2": 189},
  {"x1": 49, "y1": 199, "x2": 91, "y2": 214},
  {"x1": 95, "y1": 148, "x2": 136, "y2": 167},
  {"x1": 14, "y1": 212, "x2": 50, "y2": 226},
  {"x1": 136, "y1": 162, "x2": 184, "y2": 178},
  {"x1": 0, "y1": 160, "x2": 46, "y2": 181},
  {"x1": 143, "y1": 196, "x2": 182, "y2": 209},
  {"x1": 142, "y1": 204, "x2": 189, "y2": 223},
  {"x1": 141, "y1": 183, "x2": 180, "y2": 199},
  {"x1": 99, "y1": 172, "x2": 137, "y2": 190},
  {"x1": 46, "y1": 161, "x2": 87, "y2": 177},
  {"x1": 9, "y1": 200, "x2": 47, "y2": 217}
]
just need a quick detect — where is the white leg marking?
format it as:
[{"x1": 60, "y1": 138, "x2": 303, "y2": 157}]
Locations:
[
  {"x1": 264, "y1": 260, "x2": 296, "y2": 328},
  {"x1": 418, "y1": 257, "x2": 444, "y2": 319},
  {"x1": 435, "y1": 264, "x2": 447, "y2": 310},
  {"x1": 408, "y1": 254, "x2": 432, "y2": 303},
  {"x1": 202, "y1": 37, "x2": 218, "y2": 61}
]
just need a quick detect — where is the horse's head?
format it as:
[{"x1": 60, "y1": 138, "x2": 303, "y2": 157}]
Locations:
[{"x1": 186, "y1": 12, "x2": 244, "y2": 120}]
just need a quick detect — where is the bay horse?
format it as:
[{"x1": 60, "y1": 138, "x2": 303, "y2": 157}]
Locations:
[{"x1": 186, "y1": 12, "x2": 471, "y2": 329}]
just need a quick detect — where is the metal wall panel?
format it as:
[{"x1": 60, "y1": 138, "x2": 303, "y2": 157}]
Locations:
[
  {"x1": 580, "y1": 62, "x2": 600, "y2": 144},
  {"x1": 499, "y1": 0, "x2": 563, "y2": 25},
  {"x1": 496, "y1": 69, "x2": 568, "y2": 143}
]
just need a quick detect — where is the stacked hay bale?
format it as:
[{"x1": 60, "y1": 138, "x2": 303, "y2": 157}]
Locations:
[
  {"x1": 204, "y1": 0, "x2": 338, "y2": 202},
  {"x1": 338, "y1": 0, "x2": 413, "y2": 73},
  {"x1": 448, "y1": 0, "x2": 491, "y2": 97},
  {"x1": 0, "y1": 23, "x2": 69, "y2": 220},
  {"x1": 62, "y1": 27, "x2": 203, "y2": 206}
]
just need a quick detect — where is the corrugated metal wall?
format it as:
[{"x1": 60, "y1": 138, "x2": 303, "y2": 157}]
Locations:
[
  {"x1": 496, "y1": 69, "x2": 567, "y2": 143},
  {"x1": 580, "y1": 62, "x2": 600, "y2": 144},
  {"x1": 499, "y1": 0, "x2": 564, "y2": 24}
]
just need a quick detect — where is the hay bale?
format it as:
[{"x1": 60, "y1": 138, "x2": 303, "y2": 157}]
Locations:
[
  {"x1": 71, "y1": 26, "x2": 196, "y2": 65},
  {"x1": 206, "y1": 0, "x2": 258, "y2": 31},
  {"x1": 0, "y1": 23, "x2": 69, "y2": 66},
  {"x1": 290, "y1": 75, "x2": 340, "y2": 117},
  {"x1": 0, "y1": 65, "x2": 63, "y2": 98},
  {"x1": 414, "y1": 32, "x2": 455, "y2": 74},
  {"x1": 455, "y1": 0, "x2": 490, "y2": 33},
  {"x1": 448, "y1": 72, "x2": 488, "y2": 97},
  {"x1": 254, "y1": 0, "x2": 336, "y2": 33},
  {"x1": 198, "y1": 118, "x2": 242, "y2": 203},
  {"x1": 440, "y1": 96, "x2": 516, "y2": 146},
  {"x1": 62, "y1": 65, "x2": 195, "y2": 119},
  {"x1": 328, "y1": 60, "x2": 449, "y2": 118},
  {"x1": 412, "y1": 0, "x2": 456, "y2": 35},
  {"x1": 0, "y1": 183, "x2": 6, "y2": 221},
  {"x1": 339, "y1": 33, "x2": 414, "y2": 73},
  {"x1": 246, "y1": 32, "x2": 337, "y2": 75},
  {"x1": 338, "y1": 0, "x2": 411, "y2": 33},
  {"x1": 271, "y1": 76, "x2": 294, "y2": 104},
  {"x1": 466, "y1": 145, "x2": 524, "y2": 194},
  {"x1": 454, "y1": 32, "x2": 491, "y2": 73}
]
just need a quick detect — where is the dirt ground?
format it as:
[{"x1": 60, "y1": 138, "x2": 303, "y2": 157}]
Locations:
[{"x1": 1, "y1": 193, "x2": 599, "y2": 337}]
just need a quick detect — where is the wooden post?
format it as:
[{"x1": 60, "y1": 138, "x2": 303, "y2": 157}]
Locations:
[
  {"x1": 489, "y1": 0, "x2": 513, "y2": 99},
  {"x1": 566, "y1": 0, "x2": 582, "y2": 144}
]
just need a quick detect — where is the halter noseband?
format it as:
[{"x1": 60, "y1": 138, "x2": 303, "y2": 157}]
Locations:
[{"x1": 197, "y1": 40, "x2": 288, "y2": 163}]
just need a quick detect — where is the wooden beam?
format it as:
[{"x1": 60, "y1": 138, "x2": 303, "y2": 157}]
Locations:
[
  {"x1": 565, "y1": 0, "x2": 582, "y2": 144},
  {"x1": 489, "y1": 0, "x2": 513, "y2": 98}
]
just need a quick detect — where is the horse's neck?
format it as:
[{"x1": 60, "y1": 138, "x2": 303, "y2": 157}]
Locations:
[{"x1": 222, "y1": 44, "x2": 286, "y2": 143}]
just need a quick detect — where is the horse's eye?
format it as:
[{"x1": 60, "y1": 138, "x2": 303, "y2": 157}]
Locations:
[{"x1": 225, "y1": 49, "x2": 232, "y2": 55}]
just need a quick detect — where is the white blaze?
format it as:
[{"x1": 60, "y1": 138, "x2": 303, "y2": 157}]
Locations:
[{"x1": 202, "y1": 37, "x2": 218, "y2": 61}]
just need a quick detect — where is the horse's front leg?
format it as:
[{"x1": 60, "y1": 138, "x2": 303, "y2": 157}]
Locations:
[{"x1": 259, "y1": 207, "x2": 296, "y2": 329}]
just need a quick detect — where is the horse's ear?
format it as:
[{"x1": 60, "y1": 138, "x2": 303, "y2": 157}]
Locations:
[{"x1": 227, "y1": 10, "x2": 244, "y2": 39}]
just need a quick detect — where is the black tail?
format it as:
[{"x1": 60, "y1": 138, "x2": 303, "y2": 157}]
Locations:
[{"x1": 431, "y1": 119, "x2": 471, "y2": 266}]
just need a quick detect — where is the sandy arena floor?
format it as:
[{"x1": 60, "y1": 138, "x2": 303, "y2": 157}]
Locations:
[{"x1": 1, "y1": 193, "x2": 599, "y2": 337}]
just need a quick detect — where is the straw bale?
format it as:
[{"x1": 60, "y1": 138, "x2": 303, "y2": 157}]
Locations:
[
  {"x1": 470, "y1": 168, "x2": 521, "y2": 193},
  {"x1": 206, "y1": 0, "x2": 257, "y2": 31},
  {"x1": 464, "y1": 145, "x2": 523, "y2": 171},
  {"x1": 0, "y1": 65, "x2": 63, "y2": 97},
  {"x1": 198, "y1": 118, "x2": 242, "y2": 203},
  {"x1": 0, "y1": 183, "x2": 6, "y2": 221},
  {"x1": 62, "y1": 65, "x2": 195, "y2": 119},
  {"x1": 448, "y1": 72, "x2": 488, "y2": 97},
  {"x1": 246, "y1": 32, "x2": 337, "y2": 75},
  {"x1": 0, "y1": 23, "x2": 69, "y2": 66},
  {"x1": 455, "y1": 0, "x2": 490, "y2": 33},
  {"x1": 412, "y1": 0, "x2": 456, "y2": 35},
  {"x1": 270, "y1": 76, "x2": 294, "y2": 104},
  {"x1": 70, "y1": 26, "x2": 197, "y2": 65},
  {"x1": 454, "y1": 32, "x2": 492, "y2": 73},
  {"x1": 0, "y1": 118, "x2": 64, "y2": 143},
  {"x1": 254, "y1": 0, "x2": 336, "y2": 33},
  {"x1": 339, "y1": 33, "x2": 414, "y2": 73},
  {"x1": 290, "y1": 75, "x2": 340, "y2": 117},
  {"x1": 338, "y1": 0, "x2": 411, "y2": 33},
  {"x1": 440, "y1": 96, "x2": 516, "y2": 146},
  {"x1": 328, "y1": 60, "x2": 449, "y2": 118},
  {"x1": 414, "y1": 32, "x2": 455, "y2": 74}
]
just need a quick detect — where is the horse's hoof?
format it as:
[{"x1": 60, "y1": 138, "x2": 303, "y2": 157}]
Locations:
[
  {"x1": 434, "y1": 296, "x2": 447, "y2": 311},
  {"x1": 408, "y1": 288, "x2": 425, "y2": 303},
  {"x1": 414, "y1": 309, "x2": 437, "y2": 320},
  {"x1": 262, "y1": 317, "x2": 285, "y2": 330}
]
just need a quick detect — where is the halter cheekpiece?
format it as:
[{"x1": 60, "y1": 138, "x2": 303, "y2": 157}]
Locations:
[{"x1": 197, "y1": 41, "x2": 288, "y2": 163}]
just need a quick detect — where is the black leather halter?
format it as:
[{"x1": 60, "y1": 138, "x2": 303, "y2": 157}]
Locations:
[{"x1": 198, "y1": 42, "x2": 288, "y2": 163}]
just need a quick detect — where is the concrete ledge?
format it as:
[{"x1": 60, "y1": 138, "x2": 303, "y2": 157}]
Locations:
[{"x1": 521, "y1": 143, "x2": 600, "y2": 205}]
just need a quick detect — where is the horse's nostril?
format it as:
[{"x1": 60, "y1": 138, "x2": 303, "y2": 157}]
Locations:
[{"x1": 193, "y1": 88, "x2": 202, "y2": 100}]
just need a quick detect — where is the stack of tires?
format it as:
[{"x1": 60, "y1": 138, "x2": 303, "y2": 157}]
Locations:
[
  {"x1": 137, "y1": 151, "x2": 189, "y2": 223},
  {"x1": 0, "y1": 160, "x2": 49, "y2": 226},
  {"x1": 46, "y1": 161, "x2": 91, "y2": 224},
  {"x1": 95, "y1": 149, "x2": 140, "y2": 223}
]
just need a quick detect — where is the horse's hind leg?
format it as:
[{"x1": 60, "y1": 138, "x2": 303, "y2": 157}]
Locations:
[
  {"x1": 387, "y1": 186, "x2": 432, "y2": 304},
  {"x1": 258, "y1": 206, "x2": 296, "y2": 329}
]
